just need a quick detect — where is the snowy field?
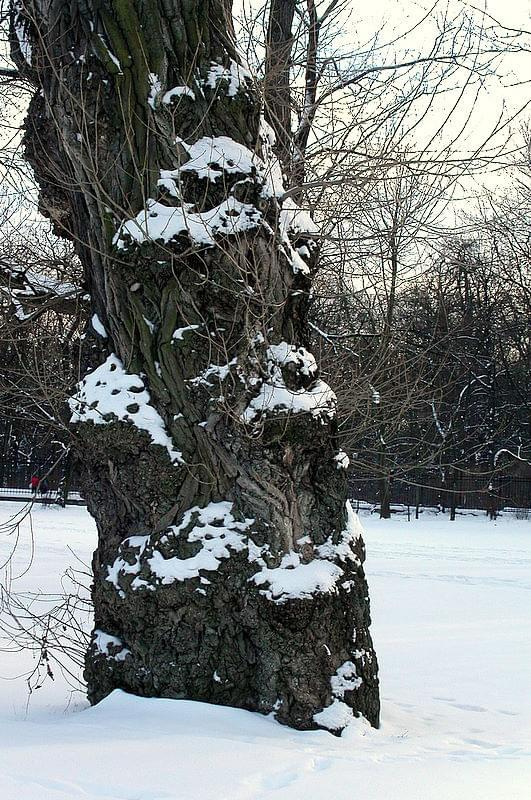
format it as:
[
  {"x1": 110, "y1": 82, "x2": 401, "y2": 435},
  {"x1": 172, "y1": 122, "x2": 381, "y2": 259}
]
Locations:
[{"x1": 0, "y1": 501, "x2": 529, "y2": 800}]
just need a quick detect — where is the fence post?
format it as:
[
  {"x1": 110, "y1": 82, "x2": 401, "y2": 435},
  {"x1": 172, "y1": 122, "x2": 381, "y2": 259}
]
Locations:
[
  {"x1": 487, "y1": 480, "x2": 497, "y2": 520},
  {"x1": 380, "y1": 474, "x2": 391, "y2": 519}
]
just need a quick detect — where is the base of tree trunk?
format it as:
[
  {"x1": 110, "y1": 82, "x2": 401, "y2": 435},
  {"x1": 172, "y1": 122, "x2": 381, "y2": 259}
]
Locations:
[
  {"x1": 85, "y1": 536, "x2": 380, "y2": 731},
  {"x1": 82, "y1": 447, "x2": 380, "y2": 733}
]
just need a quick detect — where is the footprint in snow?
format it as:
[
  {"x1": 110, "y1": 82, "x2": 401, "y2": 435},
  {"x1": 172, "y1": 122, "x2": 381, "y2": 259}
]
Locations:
[
  {"x1": 310, "y1": 757, "x2": 332, "y2": 771},
  {"x1": 262, "y1": 770, "x2": 301, "y2": 790},
  {"x1": 451, "y1": 703, "x2": 487, "y2": 713},
  {"x1": 260, "y1": 758, "x2": 331, "y2": 791},
  {"x1": 464, "y1": 738, "x2": 502, "y2": 749}
]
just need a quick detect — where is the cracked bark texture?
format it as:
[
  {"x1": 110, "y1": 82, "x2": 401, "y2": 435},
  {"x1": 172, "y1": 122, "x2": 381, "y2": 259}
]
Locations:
[{"x1": 12, "y1": 0, "x2": 379, "y2": 731}]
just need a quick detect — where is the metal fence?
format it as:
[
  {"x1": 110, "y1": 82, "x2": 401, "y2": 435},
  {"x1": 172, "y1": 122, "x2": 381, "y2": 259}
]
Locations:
[
  {"x1": 0, "y1": 454, "x2": 77, "y2": 493},
  {"x1": 0, "y1": 423, "x2": 81, "y2": 504},
  {"x1": 0, "y1": 486, "x2": 85, "y2": 504},
  {"x1": 1, "y1": 424, "x2": 530, "y2": 514},
  {"x1": 349, "y1": 474, "x2": 531, "y2": 514}
]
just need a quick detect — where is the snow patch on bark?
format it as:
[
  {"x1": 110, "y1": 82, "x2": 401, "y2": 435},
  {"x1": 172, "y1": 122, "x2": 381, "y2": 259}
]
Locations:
[
  {"x1": 278, "y1": 197, "x2": 319, "y2": 275},
  {"x1": 114, "y1": 197, "x2": 262, "y2": 249},
  {"x1": 313, "y1": 698, "x2": 355, "y2": 732},
  {"x1": 106, "y1": 503, "x2": 255, "y2": 593},
  {"x1": 172, "y1": 324, "x2": 201, "y2": 341},
  {"x1": 242, "y1": 380, "x2": 335, "y2": 422},
  {"x1": 163, "y1": 136, "x2": 258, "y2": 182},
  {"x1": 158, "y1": 133, "x2": 271, "y2": 194},
  {"x1": 279, "y1": 197, "x2": 318, "y2": 238},
  {"x1": 92, "y1": 630, "x2": 131, "y2": 662},
  {"x1": 334, "y1": 450, "x2": 350, "y2": 469},
  {"x1": 266, "y1": 342, "x2": 318, "y2": 377},
  {"x1": 190, "y1": 359, "x2": 238, "y2": 387},
  {"x1": 114, "y1": 119, "x2": 317, "y2": 279},
  {"x1": 68, "y1": 354, "x2": 183, "y2": 464},
  {"x1": 148, "y1": 503, "x2": 253, "y2": 585},
  {"x1": 258, "y1": 117, "x2": 317, "y2": 275},
  {"x1": 353, "y1": 647, "x2": 373, "y2": 666},
  {"x1": 97, "y1": 34, "x2": 122, "y2": 72},
  {"x1": 330, "y1": 661, "x2": 363, "y2": 697},
  {"x1": 258, "y1": 118, "x2": 285, "y2": 199},
  {"x1": 313, "y1": 659, "x2": 363, "y2": 732},
  {"x1": 163, "y1": 85, "x2": 196, "y2": 103},
  {"x1": 251, "y1": 552, "x2": 343, "y2": 602},
  {"x1": 251, "y1": 501, "x2": 364, "y2": 603},
  {"x1": 242, "y1": 342, "x2": 336, "y2": 422},
  {"x1": 147, "y1": 73, "x2": 162, "y2": 108},
  {"x1": 204, "y1": 59, "x2": 252, "y2": 97},
  {"x1": 91, "y1": 313, "x2": 107, "y2": 338},
  {"x1": 106, "y1": 536, "x2": 150, "y2": 597},
  {"x1": 315, "y1": 501, "x2": 363, "y2": 566}
]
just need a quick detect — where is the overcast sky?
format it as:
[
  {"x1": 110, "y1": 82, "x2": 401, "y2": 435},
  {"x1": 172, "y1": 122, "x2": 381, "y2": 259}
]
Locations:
[
  {"x1": 3, "y1": 0, "x2": 530, "y2": 228},
  {"x1": 352, "y1": 0, "x2": 531, "y2": 116},
  {"x1": 328, "y1": 0, "x2": 531, "y2": 196}
]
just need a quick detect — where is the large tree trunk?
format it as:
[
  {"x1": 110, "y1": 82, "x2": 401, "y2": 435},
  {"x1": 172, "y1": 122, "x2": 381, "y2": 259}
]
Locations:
[{"x1": 12, "y1": 0, "x2": 379, "y2": 732}]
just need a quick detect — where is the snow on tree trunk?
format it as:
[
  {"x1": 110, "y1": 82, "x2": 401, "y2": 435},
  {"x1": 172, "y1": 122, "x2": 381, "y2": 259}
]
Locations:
[{"x1": 11, "y1": 0, "x2": 379, "y2": 732}]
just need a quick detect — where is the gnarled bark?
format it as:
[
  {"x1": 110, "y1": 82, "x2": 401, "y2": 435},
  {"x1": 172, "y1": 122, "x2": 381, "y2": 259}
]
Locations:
[{"x1": 12, "y1": 0, "x2": 379, "y2": 732}]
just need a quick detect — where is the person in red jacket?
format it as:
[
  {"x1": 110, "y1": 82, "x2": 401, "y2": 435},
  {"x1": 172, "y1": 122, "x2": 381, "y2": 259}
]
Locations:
[{"x1": 30, "y1": 475, "x2": 40, "y2": 495}]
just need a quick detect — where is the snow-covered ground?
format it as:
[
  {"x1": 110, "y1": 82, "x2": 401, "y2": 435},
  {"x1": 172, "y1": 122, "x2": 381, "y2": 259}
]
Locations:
[{"x1": 0, "y1": 501, "x2": 529, "y2": 799}]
